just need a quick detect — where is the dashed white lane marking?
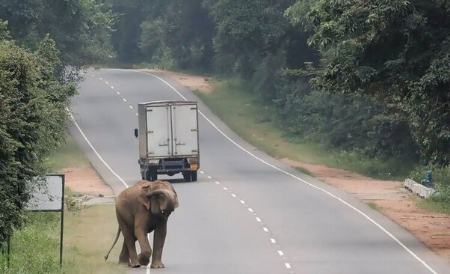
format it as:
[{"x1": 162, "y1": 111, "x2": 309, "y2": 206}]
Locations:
[
  {"x1": 285, "y1": 263, "x2": 292, "y2": 269},
  {"x1": 122, "y1": 98, "x2": 127, "y2": 103},
  {"x1": 136, "y1": 113, "x2": 138, "y2": 116},
  {"x1": 99, "y1": 77, "x2": 103, "y2": 80},
  {"x1": 140, "y1": 70, "x2": 438, "y2": 274},
  {"x1": 105, "y1": 81, "x2": 109, "y2": 85},
  {"x1": 199, "y1": 170, "x2": 204, "y2": 174},
  {"x1": 116, "y1": 91, "x2": 120, "y2": 95},
  {"x1": 68, "y1": 110, "x2": 128, "y2": 188},
  {"x1": 129, "y1": 105, "x2": 134, "y2": 110},
  {"x1": 204, "y1": 171, "x2": 290, "y2": 273},
  {"x1": 110, "y1": 85, "x2": 115, "y2": 89}
]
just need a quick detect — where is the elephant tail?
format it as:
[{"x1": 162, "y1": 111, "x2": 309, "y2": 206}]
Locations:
[{"x1": 104, "y1": 227, "x2": 121, "y2": 261}]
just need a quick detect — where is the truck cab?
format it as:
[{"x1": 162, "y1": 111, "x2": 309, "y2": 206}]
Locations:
[{"x1": 136, "y1": 101, "x2": 199, "y2": 182}]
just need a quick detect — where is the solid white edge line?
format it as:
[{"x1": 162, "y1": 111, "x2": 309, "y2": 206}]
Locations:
[
  {"x1": 68, "y1": 110, "x2": 129, "y2": 188},
  {"x1": 140, "y1": 70, "x2": 438, "y2": 274}
]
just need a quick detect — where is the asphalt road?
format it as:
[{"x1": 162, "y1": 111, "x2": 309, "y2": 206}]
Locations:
[{"x1": 70, "y1": 68, "x2": 450, "y2": 274}]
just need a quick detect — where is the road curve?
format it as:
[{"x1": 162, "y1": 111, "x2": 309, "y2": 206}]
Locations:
[{"x1": 70, "y1": 68, "x2": 450, "y2": 274}]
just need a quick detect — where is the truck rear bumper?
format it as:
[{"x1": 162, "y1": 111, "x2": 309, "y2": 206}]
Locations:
[{"x1": 139, "y1": 158, "x2": 199, "y2": 176}]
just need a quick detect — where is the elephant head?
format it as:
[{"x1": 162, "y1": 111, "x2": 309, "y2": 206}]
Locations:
[{"x1": 141, "y1": 181, "x2": 179, "y2": 217}]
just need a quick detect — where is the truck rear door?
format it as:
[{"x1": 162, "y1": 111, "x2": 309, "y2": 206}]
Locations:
[
  {"x1": 171, "y1": 103, "x2": 199, "y2": 157},
  {"x1": 146, "y1": 105, "x2": 172, "y2": 157}
]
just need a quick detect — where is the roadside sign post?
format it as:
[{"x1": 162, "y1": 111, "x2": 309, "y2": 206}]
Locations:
[{"x1": 25, "y1": 174, "x2": 65, "y2": 267}]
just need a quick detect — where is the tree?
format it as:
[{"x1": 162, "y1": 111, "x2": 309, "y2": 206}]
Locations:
[
  {"x1": 0, "y1": 0, "x2": 116, "y2": 65},
  {"x1": 0, "y1": 22, "x2": 75, "y2": 244},
  {"x1": 287, "y1": 0, "x2": 450, "y2": 164}
]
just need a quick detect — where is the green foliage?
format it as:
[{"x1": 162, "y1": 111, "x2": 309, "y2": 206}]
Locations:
[
  {"x1": 0, "y1": 212, "x2": 60, "y2": 273},
  {"x1": 274, "y1": 76, "x2": 418, "y2": 160},
  {"x1": 289, "y1": 0, "x2": 450, "y2": 165},
  {"x1": 410, "y1": 165, "x2": 450, "y2": 201},
  {"x1": 0, "y1": 25, "x2": 74, "y2": 245},
  {"x1": 208, "y1": 0, "x2": 293, "y2": 78},
  {"x1": 0, "y1": 0, "x2": 116, "y2": 65}
]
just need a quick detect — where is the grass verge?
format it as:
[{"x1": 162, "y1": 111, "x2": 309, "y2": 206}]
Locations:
[
  {"x1": 0, "y1": 206, "x2": 123, "y2": 274},
  {"x1": 45, "y1": 133, "x2": 90, "y2": 171},
  {"x1": 195, "y1": 78, "x2": 412, "y2": 179}
]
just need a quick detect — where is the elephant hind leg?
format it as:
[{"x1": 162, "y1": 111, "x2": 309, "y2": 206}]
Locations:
[{"x1": 119, "y1": 241, "x2": 129, "y2": 264}]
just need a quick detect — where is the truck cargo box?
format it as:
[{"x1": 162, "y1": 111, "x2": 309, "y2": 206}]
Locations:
[{"x1": 136, "y1": 101, "x2": 199, "y2": 182}]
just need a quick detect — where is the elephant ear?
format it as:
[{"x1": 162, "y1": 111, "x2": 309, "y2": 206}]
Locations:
[
  {"x1": 171, "y1": 187, "x2": 179, "y2": 208},
  {"x1": 141, "y1": 183, "x2": 152, "y2": 211}
]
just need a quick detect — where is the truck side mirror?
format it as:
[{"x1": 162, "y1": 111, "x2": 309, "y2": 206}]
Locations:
[{"x1": 134, "y1": 128, "x2": 138, "y2": 138}]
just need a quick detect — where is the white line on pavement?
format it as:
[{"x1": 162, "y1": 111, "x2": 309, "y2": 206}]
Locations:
[{"x1": 68, "y1": 110, "x2": 128, "y2": 188}]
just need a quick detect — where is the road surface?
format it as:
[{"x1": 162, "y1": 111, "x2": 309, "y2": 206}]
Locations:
[{"x1": 70, "y1": 68, "x2": 450, "y2": 274}]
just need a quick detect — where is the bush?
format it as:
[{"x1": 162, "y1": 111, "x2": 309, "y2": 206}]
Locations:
[
  {"x1": 0, "y1": 30, "x2": 74, "y2": 246},
  {"x1": 273, "y1": 76, "x2": 419, "y2": 160}
]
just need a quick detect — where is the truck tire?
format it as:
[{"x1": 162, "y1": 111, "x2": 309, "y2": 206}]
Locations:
[
  {"x1": 182, "y1": 171, "x2": 192, "y2": 182},
  {"x1": 191, "y1": 171, "x2": 198, "y2": 182},
  {"x1": 146, "y1": 168, "x2": 157, "y2": 181}
]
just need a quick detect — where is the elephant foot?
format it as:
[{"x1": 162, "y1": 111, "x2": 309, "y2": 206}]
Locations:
[
  {"x1": 151, "y1": 261, "x2": 165, "y2": 269},
  {"x1": 128, "y1": 262, "x2": 141, "y2": 268},
  {"x1": 138, "y1": 251, "x2": 151, "y2": 266}
]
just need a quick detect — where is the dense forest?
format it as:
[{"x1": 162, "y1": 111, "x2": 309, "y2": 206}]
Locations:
[{"x1": 1, "y1": 0, "x2": 449, "y2": 246}]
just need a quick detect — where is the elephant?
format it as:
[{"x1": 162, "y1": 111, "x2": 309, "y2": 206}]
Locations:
[{"x1": 105, "y1": 180, "x2": 179, "y2": 268}]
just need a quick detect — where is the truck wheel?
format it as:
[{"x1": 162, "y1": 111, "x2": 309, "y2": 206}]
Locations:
[
  {"x1": 146, "y1": 168, "x2": 157, "y2": 181},
  {"x1": 191, "y1": 171, "x2": 198, "y2": 182},
  {"x1": 182, "y1": 171, "x2": 192, "y2": 182}
]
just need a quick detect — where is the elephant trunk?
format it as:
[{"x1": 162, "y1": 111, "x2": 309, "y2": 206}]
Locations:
[{"x1": 104, "y1": 227, "x2": 121, "y2": 261}]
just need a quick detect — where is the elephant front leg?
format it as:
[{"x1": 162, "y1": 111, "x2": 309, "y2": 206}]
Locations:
[
  {"x1": 135, "y1": 226, "x2": 152, "y2": 266},
  {"x1": 151, "y1": 221, "x2": 167, "y2": 269}
]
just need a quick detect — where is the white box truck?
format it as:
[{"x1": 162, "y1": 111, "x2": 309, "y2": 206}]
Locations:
[{"x1": 135, "y1": 101, "x2": 199, "y2": 182}]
